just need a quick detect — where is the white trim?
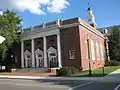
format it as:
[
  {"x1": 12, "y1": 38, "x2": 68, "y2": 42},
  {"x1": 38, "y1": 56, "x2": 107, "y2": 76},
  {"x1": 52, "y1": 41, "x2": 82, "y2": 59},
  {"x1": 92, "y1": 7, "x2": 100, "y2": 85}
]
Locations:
[
  {"x1": 100, "y1": 44, "x2": 104, "y2": 60},
  {"x1": 43, "y1": 36, "x2": 47, "y2": 67},
  {"x1": 69, "y1": 49, "x2": 76, "y2": 60},
  {"x1": 79, "y1": 22, "x2": 105, "y2": 39},
  {"x1": 60, "y1": 22, "x2": 105, "y2": 39},
  {"x1": 24, "y1": 50, "x2": 32, "y2": 68},
  {"x1": 21, "y1": 29, "x2": 59, "y2": 40},
  {"x1": 21, "y1": 41, "x2": 24, "y2": 68},
  {"x1": 21, "y1": 20, "x2": 104, "y2": 41},
  {"x1": 96, "y1": 41, "x2": 100, "y2": 60},
  {"x1": 47, "y1": 47, "x2": 58, "y2": 67},
  {"x1": 57, "y1": 33, "x2": 62, "y2": 67},
  {"x1": 35, "y1": 48, "x2": 44, "y2": 68},
  {"x1": 31, "y1": 39, "x2": 35, "y2": 67},
  {"x1": 60, "y1": 23, "x2": 79, "y2": 30},
  {"x1": 91, "y1": 39, "x2": 95, "y2": 60},
  {"x1": 47, "y1": 47, "x2": 57, "y2": 53}
]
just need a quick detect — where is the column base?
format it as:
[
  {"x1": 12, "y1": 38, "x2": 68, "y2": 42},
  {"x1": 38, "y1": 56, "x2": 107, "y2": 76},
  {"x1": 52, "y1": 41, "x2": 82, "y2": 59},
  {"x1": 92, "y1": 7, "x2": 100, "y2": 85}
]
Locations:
[{"x1": 32, "y1": 66, "x2": 35, "y2": 68}]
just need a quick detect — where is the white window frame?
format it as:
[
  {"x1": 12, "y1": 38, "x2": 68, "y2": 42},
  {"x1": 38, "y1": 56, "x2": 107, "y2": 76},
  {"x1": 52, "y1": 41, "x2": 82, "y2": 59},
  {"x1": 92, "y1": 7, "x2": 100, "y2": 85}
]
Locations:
[
  {"x1": 91, "y1": 39, "x2": 95, "y2": 60},
  {"x1": 69, "y1": 49, "x2": 76, "y2": 60},
  {"x1": 96, "y1": 42, "x2": 100, "y2": 60},
  {"x1": 100, "y1": 44, "x2": 104, "y2": 60}
]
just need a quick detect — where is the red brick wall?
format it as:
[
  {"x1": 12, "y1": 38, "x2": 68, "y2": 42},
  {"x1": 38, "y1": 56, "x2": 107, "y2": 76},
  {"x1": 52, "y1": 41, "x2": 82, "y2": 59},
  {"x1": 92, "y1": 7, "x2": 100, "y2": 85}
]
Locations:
[
  {"x1": 60, "y1": 26, "x2": 81, "y2": 68},
  {"x1": 62, "y1": 17, "x2": 79, "y2": 25},
  {"x1": 24, "y1": 40, "x2": 31, "y2": 52},
  {"x1": 79, "y1": 25, "x2": 105, "y2": 70},
  {"x1": 34, "y1": 38, "x2": 43, "y2": 50},
  {"x1": 46, "y1": 35, "x2": 57, "y2": 49}
]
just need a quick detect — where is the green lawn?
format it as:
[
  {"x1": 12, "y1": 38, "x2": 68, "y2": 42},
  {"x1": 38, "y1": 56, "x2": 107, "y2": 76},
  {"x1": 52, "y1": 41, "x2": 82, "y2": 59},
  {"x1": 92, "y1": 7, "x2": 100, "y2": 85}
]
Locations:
[{"x1": 71, "y1": 66, "x2": 120, "y2": 77}]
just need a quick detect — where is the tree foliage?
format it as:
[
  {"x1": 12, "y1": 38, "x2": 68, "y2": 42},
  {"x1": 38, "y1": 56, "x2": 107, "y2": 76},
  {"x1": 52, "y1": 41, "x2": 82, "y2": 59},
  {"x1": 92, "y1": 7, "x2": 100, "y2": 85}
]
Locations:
[
  {"x1": 109, "y1": 26, "x2": 120, "y2": 61},
  {"x1": 0, "y1": 10, "x2": 22, "y2": 58}
]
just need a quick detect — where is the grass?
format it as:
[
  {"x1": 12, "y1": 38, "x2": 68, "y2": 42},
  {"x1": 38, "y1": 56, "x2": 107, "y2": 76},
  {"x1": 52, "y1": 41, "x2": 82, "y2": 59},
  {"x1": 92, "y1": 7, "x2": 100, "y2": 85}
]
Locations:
[{"x1": 71, "y1": 66, "x2": 120, "y2": 77}]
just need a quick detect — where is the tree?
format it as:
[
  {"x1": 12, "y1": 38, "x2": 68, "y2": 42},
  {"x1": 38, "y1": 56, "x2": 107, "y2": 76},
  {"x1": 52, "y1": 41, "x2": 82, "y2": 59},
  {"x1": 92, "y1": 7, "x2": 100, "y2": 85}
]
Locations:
[
  {"x1": 0, "y1": 10, "x2": 22, "y2": 62},
  {"x1": 109, "y1": 26, "x2": 120, "y2": 61}
]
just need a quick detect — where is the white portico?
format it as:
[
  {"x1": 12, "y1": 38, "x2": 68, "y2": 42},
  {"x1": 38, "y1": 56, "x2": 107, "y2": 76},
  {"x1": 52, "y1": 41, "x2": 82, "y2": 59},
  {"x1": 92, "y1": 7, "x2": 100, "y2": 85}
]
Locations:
[{"x1": 21, "y1": 20, "x2": 62, "y2": 68}]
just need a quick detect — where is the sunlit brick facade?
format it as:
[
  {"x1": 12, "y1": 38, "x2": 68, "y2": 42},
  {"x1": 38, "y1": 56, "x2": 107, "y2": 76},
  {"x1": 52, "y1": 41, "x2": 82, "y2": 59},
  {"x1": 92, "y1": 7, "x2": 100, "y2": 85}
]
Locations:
[{"x1": 18, "y1": 17, "x2": 105, "y2": 70}]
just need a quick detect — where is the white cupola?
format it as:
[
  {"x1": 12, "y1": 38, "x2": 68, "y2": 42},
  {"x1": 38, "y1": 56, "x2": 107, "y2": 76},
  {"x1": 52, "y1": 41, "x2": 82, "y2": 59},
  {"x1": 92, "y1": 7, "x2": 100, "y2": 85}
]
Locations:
[{"x1": 87, "y1": 7, "x2": 96, "y2": 28}]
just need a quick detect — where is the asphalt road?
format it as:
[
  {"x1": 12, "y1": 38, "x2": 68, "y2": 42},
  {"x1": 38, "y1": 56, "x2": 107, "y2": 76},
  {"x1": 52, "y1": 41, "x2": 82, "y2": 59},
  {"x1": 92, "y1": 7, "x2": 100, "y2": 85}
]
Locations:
[{"x1": 0, "y1": 79, "x2": 120, "y2": 90}]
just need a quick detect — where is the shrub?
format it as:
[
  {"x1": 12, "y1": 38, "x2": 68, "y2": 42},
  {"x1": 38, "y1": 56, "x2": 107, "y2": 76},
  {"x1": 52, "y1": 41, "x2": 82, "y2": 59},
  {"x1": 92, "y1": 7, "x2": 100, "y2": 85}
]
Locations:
[
  {"x1": 105, "y1": 60, "x2": 120, "y2": 66},
  {"x1": 56, "y1": 67, "x2": 70, "y2": 76},
  {"x1": 56, "y1": 67, "x2": 81, "y2": 76}
]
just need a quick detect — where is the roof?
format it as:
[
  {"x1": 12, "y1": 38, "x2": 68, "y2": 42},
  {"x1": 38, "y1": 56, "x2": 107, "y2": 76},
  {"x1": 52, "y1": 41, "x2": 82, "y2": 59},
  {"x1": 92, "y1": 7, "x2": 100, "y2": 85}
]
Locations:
[{"x1": 21, "y1": 17, "x2": 105, "y2": 39}]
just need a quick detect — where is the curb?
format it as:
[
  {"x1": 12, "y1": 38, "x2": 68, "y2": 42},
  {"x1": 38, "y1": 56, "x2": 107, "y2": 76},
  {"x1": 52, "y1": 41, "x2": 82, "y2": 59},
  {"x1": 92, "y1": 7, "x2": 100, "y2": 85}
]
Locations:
[
  {"x1": 0, "y1": 75, "x2": 46, "y2": 80},
  {"x1": 0, "y1": 75, "x2": 120, "y2": 82}
]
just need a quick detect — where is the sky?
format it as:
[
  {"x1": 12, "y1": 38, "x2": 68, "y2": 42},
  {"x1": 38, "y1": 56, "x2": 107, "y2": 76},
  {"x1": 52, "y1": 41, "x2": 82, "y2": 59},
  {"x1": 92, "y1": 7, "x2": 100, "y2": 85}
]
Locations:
[{"x1": 0, "y1": 0, "x2": 120, "y2": 28}]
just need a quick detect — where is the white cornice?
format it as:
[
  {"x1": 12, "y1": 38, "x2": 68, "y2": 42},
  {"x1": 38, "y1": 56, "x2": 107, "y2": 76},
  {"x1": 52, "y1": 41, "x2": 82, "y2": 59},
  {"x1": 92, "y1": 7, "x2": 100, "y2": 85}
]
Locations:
[
  {"x1": 21, "y1": 26, "x2": 60, "y2": 40},
  {"x1": 60, "y1": 22, "x2": 105, "y2": 39},
  {"x1": 21, "y1": 20, "x2": 105, "y2": 40},
  {"x1": 21, "y1": 25, "x2": 59, "y2": 35},
  {"x1": 79, "y1": 22, "x2": 105, "y2": 39}
]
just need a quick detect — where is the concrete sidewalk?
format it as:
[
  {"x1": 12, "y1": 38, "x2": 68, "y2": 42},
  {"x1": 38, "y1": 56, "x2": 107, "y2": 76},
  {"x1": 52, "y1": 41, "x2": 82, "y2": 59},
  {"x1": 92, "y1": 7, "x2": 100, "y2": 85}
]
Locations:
[
  {"x1": 0, "y1": 75, "x2": 120, "y2": 82},
  {"x1": 105, "y1": 68, "x2": 120, "y2": 78},
  {"x1": 1, "y1": 68, "x2": 120, "y2": 82},
  {"x1": 0, "y1": 72, "x2": 55, "y2": 77}
]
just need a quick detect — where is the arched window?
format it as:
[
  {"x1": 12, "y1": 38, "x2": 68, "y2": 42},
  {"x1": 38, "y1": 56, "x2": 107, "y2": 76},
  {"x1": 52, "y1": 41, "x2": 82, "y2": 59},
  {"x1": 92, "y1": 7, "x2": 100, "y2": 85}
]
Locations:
[
  {"x1": 100, "y1": 44, "x2": 104, "y2": 60},
  {"x1": 96, "y1": 42, "x2": 100, "y2": 60},
  {"x1": 91, "y1": 39, "x2": 95, "y2": 60}
]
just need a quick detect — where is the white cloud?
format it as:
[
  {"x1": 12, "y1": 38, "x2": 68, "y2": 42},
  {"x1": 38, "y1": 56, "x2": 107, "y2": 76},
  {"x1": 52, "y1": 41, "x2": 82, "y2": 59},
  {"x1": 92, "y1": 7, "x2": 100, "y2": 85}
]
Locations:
[
  {"x1": 0, "y1": 0, "x2": 70, "y2": 15},
  {"x1": 0, "y1": 11, "x2": 3, "y2": 15},
  {"x1": 47, "y1": 0, "x2": 70, "y2": 13}
]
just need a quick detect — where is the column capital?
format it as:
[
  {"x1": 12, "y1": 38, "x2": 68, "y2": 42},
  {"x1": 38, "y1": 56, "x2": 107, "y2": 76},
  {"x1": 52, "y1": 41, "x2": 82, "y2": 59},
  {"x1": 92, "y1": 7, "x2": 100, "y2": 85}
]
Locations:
[
  {"x1": 31, "y1": 38, "x2": 35, "y2": 40},
  {"x1": 21, "y1": 39, "x2": 24, "y2": 41}
]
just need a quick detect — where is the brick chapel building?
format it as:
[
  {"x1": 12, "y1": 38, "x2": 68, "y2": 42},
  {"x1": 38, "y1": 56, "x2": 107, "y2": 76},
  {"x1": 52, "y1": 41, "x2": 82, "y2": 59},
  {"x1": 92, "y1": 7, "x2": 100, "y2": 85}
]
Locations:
[{"x1": 15, "y1": 7, "x2": 105, "y2": 70}]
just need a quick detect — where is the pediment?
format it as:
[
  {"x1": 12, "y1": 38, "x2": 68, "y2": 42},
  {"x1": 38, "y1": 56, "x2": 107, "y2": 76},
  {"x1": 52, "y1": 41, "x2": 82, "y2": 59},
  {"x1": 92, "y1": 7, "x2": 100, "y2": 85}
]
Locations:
[
  {"x1": 47, "y1": 47, "x2": 57, "y2": 53},
  {"x1": 35, "y1": 48, "x2": 43, "y2": 55},
  {"x1": 24, "y1": 50, "x2": 31, "y2": 55}
]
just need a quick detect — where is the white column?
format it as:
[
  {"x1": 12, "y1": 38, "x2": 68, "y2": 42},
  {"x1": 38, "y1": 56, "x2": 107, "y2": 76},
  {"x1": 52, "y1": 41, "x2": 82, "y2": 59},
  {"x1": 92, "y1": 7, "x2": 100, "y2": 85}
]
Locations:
[
  {"x1": 31, "y1": 39, "x2": 35, "y2": 67},
  {"x1": 36, "y1": 55, "x2": 39, "y2": 68},
  {"x1": 21, "y1": 40, "x2": 24, "y2": 68},
  {"x1": 43, "y1": 36, "x2": 47, "y2": 67},
  {"x1": 57, "y1": 33, "x2": 62, "y2": 67}
]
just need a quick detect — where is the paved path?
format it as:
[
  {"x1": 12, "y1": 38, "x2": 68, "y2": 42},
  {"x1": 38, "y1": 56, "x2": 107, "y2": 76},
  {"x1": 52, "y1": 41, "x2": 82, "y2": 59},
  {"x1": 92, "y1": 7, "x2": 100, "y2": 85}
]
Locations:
[
  {"x1": 0, "y1": 79, "x2": 88, "y2": 90},
  {"x1": 105, "y1": 68, "x2": 120, "y2": 78},
  {"x1": 0, "y1": 79, "x2": 120, "y2": 90},
  {"x1": 0, "y1": 75, "x2": 120, "y2": 82},
  {"x1": 1, "y1": 68, "x2": 120, "y2": 82},
  {"x1": 71, "y1": 82, "x2": 120, "y2": 90}
]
